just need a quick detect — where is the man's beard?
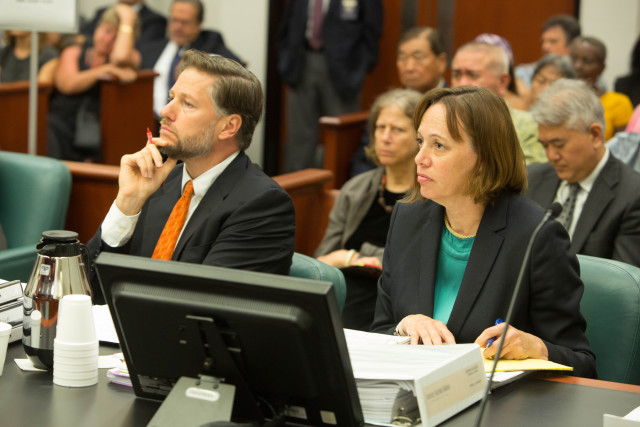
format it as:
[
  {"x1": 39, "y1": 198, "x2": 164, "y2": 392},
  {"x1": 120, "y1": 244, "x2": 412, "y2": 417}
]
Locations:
[{"x1": 158, "y1": 119, "x2": 216, "y2": 160}]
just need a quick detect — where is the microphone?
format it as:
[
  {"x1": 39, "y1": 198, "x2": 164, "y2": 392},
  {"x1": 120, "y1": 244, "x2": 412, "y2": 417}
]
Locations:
[{"x1": 473, "y1": 202, "x2": 562, "y2": 427}]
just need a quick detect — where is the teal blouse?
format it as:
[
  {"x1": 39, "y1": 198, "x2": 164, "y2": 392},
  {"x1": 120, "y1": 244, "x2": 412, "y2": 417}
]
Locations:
[{"x1": 432, "y1": 225, "x2": 475, "y2": 324}]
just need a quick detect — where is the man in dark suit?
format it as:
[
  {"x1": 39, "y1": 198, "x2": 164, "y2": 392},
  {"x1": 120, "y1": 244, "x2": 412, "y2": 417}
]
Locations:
[
  {"x1": 142, "y1": 0, "x2": 243, "y2": 116},
  {"x1": 88, "y1": 50, "x2": 295, "y2": 303},
  {"x1": 278, "y1": 0, "x2": 383, "y2": 172},
  {"x1": 529, "y1": 78, "x2": 640, "y2": 267},
  {"x1": 83, "y1": 0, "x2": 167, "y2": 50}
]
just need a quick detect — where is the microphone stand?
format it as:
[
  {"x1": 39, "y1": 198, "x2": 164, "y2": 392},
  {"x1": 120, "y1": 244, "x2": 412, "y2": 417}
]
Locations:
[{"x1": 473, "y1": 203, "x2": 562, "y2": 427}]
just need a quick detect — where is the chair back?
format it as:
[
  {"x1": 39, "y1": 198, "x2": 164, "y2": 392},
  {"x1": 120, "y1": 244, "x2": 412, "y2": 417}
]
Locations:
[
  {"x1": 578, "y1": 254, "x2": 640, "y2": 384},
  {"x1": 290, "y1": 252, "x2": 346, "y2": 312},
  {"x1": 0, "y1": 151, "x2": 71, "y2": 280}
]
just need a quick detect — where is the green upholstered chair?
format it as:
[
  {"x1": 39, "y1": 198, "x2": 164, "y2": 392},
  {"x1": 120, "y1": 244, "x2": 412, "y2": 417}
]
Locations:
[
  {"x1": 0, "y1": 151, "x2": 71, "y2": 282},
  {"x1": 578, "y1": 254, "x2": 640, "y2": 384},
  {"x1": 290, "y1": 252, "x2": 347, "y2": 312}
]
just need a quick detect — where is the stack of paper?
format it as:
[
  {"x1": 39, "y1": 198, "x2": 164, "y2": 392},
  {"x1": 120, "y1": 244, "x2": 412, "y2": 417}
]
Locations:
[
  {"x1": 345, "y1": 330, "x2": 486, "y2": 427},
  {"x1": 0, "y1": 279, "x2": 25, "y2": 343}
]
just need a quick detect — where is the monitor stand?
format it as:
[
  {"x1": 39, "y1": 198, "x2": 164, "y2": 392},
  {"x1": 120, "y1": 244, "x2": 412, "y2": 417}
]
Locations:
[
  {"x1": 148, "y1": 375, "x2": 236, "y2": 427},
  {"x1": 148, "y1": 314, "x2": 264, "y2": 426}
]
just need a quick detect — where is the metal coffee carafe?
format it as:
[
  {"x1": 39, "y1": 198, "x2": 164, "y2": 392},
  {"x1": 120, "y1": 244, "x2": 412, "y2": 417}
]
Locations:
[{"x1": 22, "y1": 230, "x2": 92, "y2": 369}]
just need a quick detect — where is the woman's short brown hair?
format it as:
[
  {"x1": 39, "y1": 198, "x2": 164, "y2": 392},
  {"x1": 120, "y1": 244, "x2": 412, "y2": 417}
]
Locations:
[{"x1": 406, "y1": 86, "x2": 527, "y2": 204}]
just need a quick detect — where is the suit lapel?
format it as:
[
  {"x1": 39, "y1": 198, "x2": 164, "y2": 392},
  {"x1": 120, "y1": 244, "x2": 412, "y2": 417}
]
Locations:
[
  {"x1": 418, "y1": 204, "x2": 444, "y2": 316},
  {"x1": 572, "y1": 156, "x2": 618, "y2": 252},
  {"x1": 172, "y1": 153, "x2": 249, "y2": 258},
  {"x1": 532, "y1": 166, "x2": 560, "y2": 209},
  {"x1": 446, "y1": 196, "x2": 506, "y2": 337}
]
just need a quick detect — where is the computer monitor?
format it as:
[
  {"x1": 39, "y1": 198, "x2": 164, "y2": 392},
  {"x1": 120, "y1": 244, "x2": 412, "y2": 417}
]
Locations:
[{"x1": 95, "y1": 252, "x2": 364, "y2": 427}]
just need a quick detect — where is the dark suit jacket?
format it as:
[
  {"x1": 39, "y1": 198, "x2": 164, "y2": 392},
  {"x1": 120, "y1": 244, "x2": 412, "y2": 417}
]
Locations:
[
  {"x1": 371, "y1": 192, "x2": 596, "y2": 378},
  {"x1": 88, "y1": 152, "x2": 296, "y2": 303},
  {"x1": 140, "y1": 30, "x2": 243, "y2": 70},
  {"x1": 527, "y1": 155, "x2": 640, "y2": 267},
  {"x1": 277, "y1": 0, "x2": 383, "y2": 99},
  {"x1": 83, "y1": 3, "x2": 167, "y2": 50}
]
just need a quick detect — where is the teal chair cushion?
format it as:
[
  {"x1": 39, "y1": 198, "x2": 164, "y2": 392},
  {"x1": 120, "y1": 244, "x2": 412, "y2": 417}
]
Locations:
[
  {"x1": 0, "y1": 151, "x2": 71, "y2": 282},
  {"x1": 290, "y1": 252, "x2": 347, "y2": 312},
  {"x1": 578, "y1": 254, "x2": 640, "y2": 384}
]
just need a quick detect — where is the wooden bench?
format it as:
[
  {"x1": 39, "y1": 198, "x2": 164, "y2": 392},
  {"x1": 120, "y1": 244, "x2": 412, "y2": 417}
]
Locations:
[
  {"x1": 0, "y1": 71, "x2": 157, "y2": 163},
  {"x1": 319, "y1": 110, "x2": 368, "y2": 189},
  {"x1": 63, "y1": 162, "x2": 336, "y2": 257},
  {"x1": 0, "y1": 81, "x2": 51, "y2": 155}
]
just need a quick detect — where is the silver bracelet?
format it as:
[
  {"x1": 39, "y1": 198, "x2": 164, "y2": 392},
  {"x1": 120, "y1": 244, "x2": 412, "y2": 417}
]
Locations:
[{"x1": 344, "y1": 249, "x2": 356, "y2": 266}]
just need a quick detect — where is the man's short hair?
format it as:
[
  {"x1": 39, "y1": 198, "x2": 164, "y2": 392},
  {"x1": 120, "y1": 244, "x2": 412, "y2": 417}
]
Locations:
[
  {"x1": 173, "y1": 0, "x2": 204, "y2": 24},
  {"x1": 406, "y1": 86, "x2": 527, "y2": 204},
  {"x1": 571, "y1": 35, "x2": 607, "y2": 63},
  {"x1": 181, "y1": 50, "x2": 263, "y2": 150},
  {"x1": 533, "y1": 54, "x2": 576, "y2": 79},
  {"x1": 397, "y1": 26, "x2": 444, "y2": 56},
  {"x1": 456, "y1": 41, "x2": 509, "y2": 75},
  {"x1": 530, "y1": 78, "x2": 605, "y2": 138},
  {"x1": 542, "y1": 14, "x2": 581, "y2": 43}
]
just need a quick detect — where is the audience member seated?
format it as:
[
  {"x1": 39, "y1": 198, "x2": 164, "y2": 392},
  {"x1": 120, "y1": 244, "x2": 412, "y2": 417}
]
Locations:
[
  {"x1": 570, "y1": 36, "x2": 633, "y2": 141},
  {"x1": 83, "y1": 0, "x2": 167, "y2": 53},
  {"x1": 350, "y1": 26, "x2": 446, "y2": 177},
  {"x1": 86, "y1": 50, "x2": 295, "y2": 304},
  {"x1": 451, "y1": 41, "x2": 547, "y2": 164},
  {"x1": 615, "y1": 35, "x2": 640, "y2": 108},
  {"x1": 515, "y1": 14, "x2": 581, "y2": 89},
  {"x1": 529, "y1": 54, "x2": 575, "y2": 107},
  {"x1": 474, "y1": 33, "x2": 528, "y2": 111},
  {"x1": 47, "y1": 5, "x2": 141, "y2": 162},
  {"x1": 370, "y1": 86, "x2": 596, "y2": 378},
  {"x1": 143, "y1": 0, "x2": 243, "y2": 118},
  {"x1": 528, "y1": 79, "x2": 640, "y2": 268},
  {"x1": 316, "y1": 89, "x2": 421, "y2": 331},
  {"x1": 626, "y1": 104, "x2": 640, "y2": 133},
  {"x1": 0, "y1": 31, "x2": 58, "y2": 83},
  {"x1": 608, "y1": 131, "x2": 640, "y2": 174}
]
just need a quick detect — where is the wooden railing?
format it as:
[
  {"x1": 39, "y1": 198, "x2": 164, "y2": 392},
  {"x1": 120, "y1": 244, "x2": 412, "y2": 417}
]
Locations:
[
  {"x1": 0, "y1": 70, "x2": 157, "y2": 164},
  {"x1": 319, "y1": 110, "x2": 368, "y2": 189},
  {"x1": 0, "y1": 81, "x2": 51, "y2": 156},
  {"x1": 63, "y1": 162, "x2": 336, "y2": 257}
]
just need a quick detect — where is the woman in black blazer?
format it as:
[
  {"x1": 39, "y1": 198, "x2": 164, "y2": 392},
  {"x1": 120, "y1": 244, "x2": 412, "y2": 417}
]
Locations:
[{"x1": 371, "y1": 86, "x2": 596, "y2": 378}]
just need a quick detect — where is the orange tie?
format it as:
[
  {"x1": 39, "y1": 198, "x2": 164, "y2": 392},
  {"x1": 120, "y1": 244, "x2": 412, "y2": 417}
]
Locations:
[{"x1": 152, "y1": 181, "x2": 194, "y2": 260}]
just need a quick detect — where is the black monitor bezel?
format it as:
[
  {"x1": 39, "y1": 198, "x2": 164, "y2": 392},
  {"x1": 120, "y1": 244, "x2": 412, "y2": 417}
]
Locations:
[{"x1": 95, "y1": 252, "x2": 364, "y2": 426}]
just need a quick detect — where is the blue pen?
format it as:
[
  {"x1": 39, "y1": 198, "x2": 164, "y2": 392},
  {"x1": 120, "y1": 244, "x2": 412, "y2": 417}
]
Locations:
[{"x1": 485, "y1": 318, "x2": 504, "y2": 348}]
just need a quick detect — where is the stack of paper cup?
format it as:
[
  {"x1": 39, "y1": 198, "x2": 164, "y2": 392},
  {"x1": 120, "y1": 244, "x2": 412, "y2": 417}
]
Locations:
[{"x1": 53, "y1": 295, "x2": 98, "y2": 387}]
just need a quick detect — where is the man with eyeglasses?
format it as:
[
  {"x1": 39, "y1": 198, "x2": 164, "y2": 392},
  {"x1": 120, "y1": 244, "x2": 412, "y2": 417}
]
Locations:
[
  {"x1": 141, "y1": 0, "x2": 243, "y2": 117},
  {"x1": 351, "y1": 26, "x2": 447, "y2": 176}
]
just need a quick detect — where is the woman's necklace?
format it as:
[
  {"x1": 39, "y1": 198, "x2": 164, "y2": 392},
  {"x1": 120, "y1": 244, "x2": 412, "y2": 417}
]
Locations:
[
  {"x1": 444, "y1": 214, "x2": 476, "y2": 239},
  {"x1": 378, "y1": 174, "x2": 394, "y2": 214}
]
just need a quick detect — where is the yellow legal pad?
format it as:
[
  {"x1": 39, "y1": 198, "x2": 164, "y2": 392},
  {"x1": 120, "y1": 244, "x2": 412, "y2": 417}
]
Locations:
[{"x1": 483, "y1": 358, "x2": 573, "y2": 372}]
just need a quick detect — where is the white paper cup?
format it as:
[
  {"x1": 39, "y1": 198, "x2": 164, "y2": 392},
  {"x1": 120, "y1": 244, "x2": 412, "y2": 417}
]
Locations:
[
  {"x1": 55, "y1": 295, "x2": 96, "y2": 344},
  {"x1": 54, "y1": 339, "x2": 99, "y2": 351},
  {"x1": 53, "y1": 374, "x2": 98, "y2": 387},
  {"x1": 53, "y1": 357, "x2": 99, "y2": 370},
  {"x1": 53, "y1": 349, "x2": 99, "y2": 360},
  {"x1": 0, "y1": 322, "x2": 11, "y2": 376}
]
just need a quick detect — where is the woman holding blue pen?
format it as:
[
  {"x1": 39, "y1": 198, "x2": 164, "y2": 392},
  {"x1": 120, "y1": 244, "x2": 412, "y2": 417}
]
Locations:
[{"x1": 370, "y1": 86, "x2": 596, "y2": 378}]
